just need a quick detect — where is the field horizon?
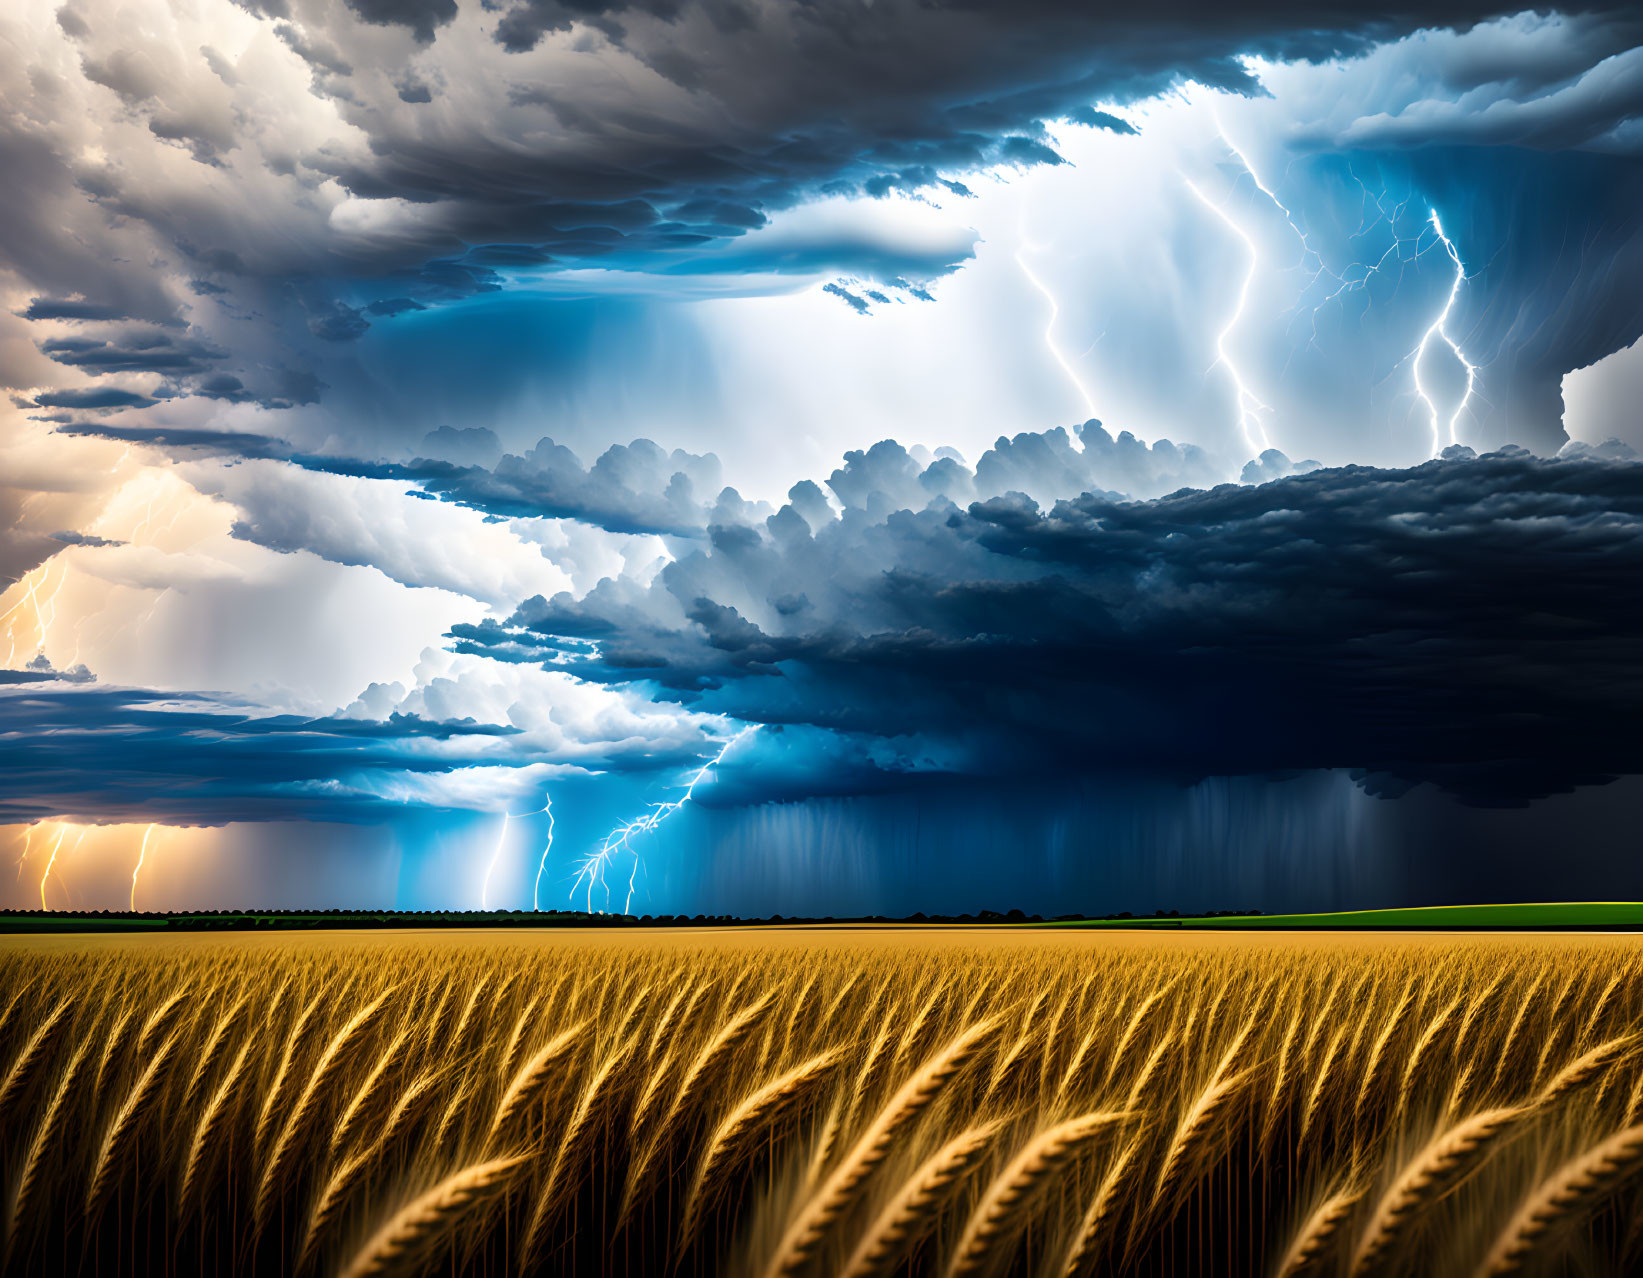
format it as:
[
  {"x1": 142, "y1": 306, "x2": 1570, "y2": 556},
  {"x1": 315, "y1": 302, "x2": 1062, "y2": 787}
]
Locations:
[{"x1": 5, "y1": 900, "x2": 1643, "y2": 933}]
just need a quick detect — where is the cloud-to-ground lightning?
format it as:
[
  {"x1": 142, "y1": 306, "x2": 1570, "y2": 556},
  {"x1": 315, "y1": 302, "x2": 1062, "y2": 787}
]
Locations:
[
  {"x1": 480, "y1": 810, "x2": 512, "y2": 909},
  {"x1": 480, "y1": 800, "x2": 553, "y2": 909},
  {"x1": 39, "y1": 826, "x2": 84, "y2": 910},
  {"x1": 1184, "y1": 177, "x2": 1274, "y2": 455},
  {"x1": 130, "y1": 823, "x2": 156, "y2": 911},
  {"x1": 573, "y1": 727, "x2": 755, "y2": 915},
  {"x1": 1410, "y1": 209, "x2": 1480, "y2": 454},
  {"x1": 531, "y1": 794, "x2": 556, "y2": 912}
]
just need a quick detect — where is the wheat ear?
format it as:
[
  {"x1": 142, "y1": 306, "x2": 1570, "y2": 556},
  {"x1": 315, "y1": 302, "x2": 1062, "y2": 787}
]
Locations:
[
  {"x1": 499, "y1": 994, "x2": 540, "y2": 1080},
  {"x1": 338, "y1": 1155, "x2": 525, "y2": 1278},
  {"x1": 485, "y1": 1019, "x2": 584, "y2": 1148},
  {"x1": 256, "y1": 989, "x2": 323, "y2": 1155},
  {"x1": 1059, "y1": 1138, "x2": 1142, "y2": 1277},
  {"x1": 180, "y1": 993, "x2": 247, "y2": 1112},
  {"x1": 946, "y1": 1112, "x2": 1128, "y2": 1278},
  {"x1": 180, "y1": 1038, "x2": 254, "y2": 1211},
  {"x1": 1474, "y1": 1122, "x2": 1643, "y2": 1276},
  {"x1": 763, "y1": 1016, "x2": 1002, "y2": 1278},
  {"x1": 1276, "y1": 1183, "x2": 1367, "y2": 1278},
  {"x1": 523, "y1": 1034, "x2": 638, "y2": 1261},
  {"x1": 0, "y1": 997, "x2": 72, "y2": 1126},
  {"x1": 258, "y1": 987, "x2": 396, "y2": 1225},
  {"x1": 839, "y1": 1121, "x2": 1003, "y2": 1278},
  {"x1": 1152, "y1": 1064, "x2": 1254, "y2": 1211},
  {"x1": 86, "y1": 1029, "x2": 180, "y2": 1219},
  {"x1": 677, "y1": 1048, "x2": 846, "y2": 1249},
  {"x1": 134, "y1": 985, "x2": 189, "y2": 1060},
  {"x1": 1349, "y1": 1106, "x2": 1527, "y2": 1276},
  {"x1": 8, "y1": 1038, "x2": 91, "y2": 1248},
  {"x1": 299, "y1": 1148, "x2": 372, "y2": 1269},
  {"x1": 332, "y1": 1027, "x2": 409, "y2": 1156},
  {"x1": 1531, "y1": 1033, "x2": 1638, "y2": 1111}
]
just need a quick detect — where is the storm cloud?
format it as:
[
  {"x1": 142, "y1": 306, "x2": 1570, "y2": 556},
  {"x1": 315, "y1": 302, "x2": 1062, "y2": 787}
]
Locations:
[{"x1": 459, "y1": 445, "x2": 1643, "y2": 805}]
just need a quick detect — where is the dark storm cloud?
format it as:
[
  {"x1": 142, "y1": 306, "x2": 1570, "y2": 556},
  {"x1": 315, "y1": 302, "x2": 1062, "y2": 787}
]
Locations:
[
  {"x1": 295, "y1": 0, "x2": 1604, "y2": 277},
  {"x1": 20, "y1": 299, "x2": 152, "y2": 324},
  {"x1": 343, "y1": 0, "x2": 457, "y2": 43},
  {"x1": 32, "y1": 387, "x2": 158, "y2": 410},
  {"x1": 459, "y1": 445, "x2": 1643, "y2": 805},
  {"x1": 48, "y1": 531, "x2": 125, "y2": 548},
  {"x1": 822, "y1": 283, "x2": 869, "y2": 315},
  {"x1": 0, "y1": 680, "x2": 523, "y2": 824},
  {"x1": 39, "y1": 331, "x2": 226, "y2": 376},
  {"x1": 9, "y1": 0, "x2": 1642, "y2": 448}
]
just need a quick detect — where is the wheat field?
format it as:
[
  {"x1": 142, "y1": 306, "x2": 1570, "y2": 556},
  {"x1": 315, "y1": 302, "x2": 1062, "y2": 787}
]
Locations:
[{"x1": 0, "y1": 929, "x2": 1641, "y2": 1276}]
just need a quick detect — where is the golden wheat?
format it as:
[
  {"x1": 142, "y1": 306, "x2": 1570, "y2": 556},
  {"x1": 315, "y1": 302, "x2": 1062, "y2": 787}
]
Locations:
[{"x1": 2, "y1": 929, "x2": 1643, "y2": 1278}]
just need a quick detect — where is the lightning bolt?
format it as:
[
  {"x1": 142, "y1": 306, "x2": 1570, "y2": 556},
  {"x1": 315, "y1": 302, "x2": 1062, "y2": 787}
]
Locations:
[
  {"x1": 1, "y1": 563, "x2": 63, "y2": 668},
  {"x1": 1409, "y1": 208, "x2": 1479, "y2": 454},
  {"x1": 39, "y1": 826, "x2": 83, "y2": 910},
  {"x1": 130, "y1": 823, "x2": 155, "y2": 911},
  {"x1": 573, "y1": 727, "x2": 754, "y2": 915},
  {"x1": 1184, "y1": 178, "x2": 1274, "y2": 455},
  {"x1": 1015, "y1": 242, "x2": 1100, "y2": 422},
  {"x1": 14, "y1": 823, "x2": 37, "y2": 880},
  {"x1": 480, "y1": 811, "x2": 512, "y2": 910},
  {"x1": 1209, "y1": 133, "x2": 1480, "y2": 458},
  {"x1": 480, "y1": 801, "x2": 552, "y2": 910},
  {"x1": 531, "y1": 793, "x2": 556, "y2": 912}
]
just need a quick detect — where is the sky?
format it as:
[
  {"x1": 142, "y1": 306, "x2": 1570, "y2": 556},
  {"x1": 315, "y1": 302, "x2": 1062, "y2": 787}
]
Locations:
[{"x1": 2, "y1": 0, "x2": 1642, "y2": 916}]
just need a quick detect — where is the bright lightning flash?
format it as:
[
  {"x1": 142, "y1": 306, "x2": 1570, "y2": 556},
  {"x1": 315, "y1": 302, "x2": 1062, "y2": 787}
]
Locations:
[
  {"x1": 1184, "y1": 178, "x2": 1274, "y2": 455},
  {"x1": 1, "y1": 562, "x2": 65, "y2": 668},
  {"x1": 1015, "y1": 241, "x2": 1100, "y2": 423},
  {"x1": 130, "y1": 823, "x2": 156, "y2": 911},
  {"x1": 1209, "y1": 131, "x2": 1481, "y2": 459},
  {"x1": 573, "y1": 727, "x2": 755, "y2": 915},
  {"x1": 531, "y1": 794, "x2": 556, "y2": 912},
  {"x1": 39, "y1": 826, "x2": 84, "y2": 910},
  {"x1": 1410, "y1": 209, "x2": 1479, "y2": 454},
  {"x1": 14, "y1": 823, "x2": 37, "y2": 880},
  {"x1": 480, "y1": 801, "x2": 553, "y2": 909}
]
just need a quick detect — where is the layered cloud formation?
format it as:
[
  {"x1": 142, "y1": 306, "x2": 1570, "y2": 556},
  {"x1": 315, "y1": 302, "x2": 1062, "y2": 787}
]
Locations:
[
  {"x1": 2, "y1": 0, "x2": 1642, "y2": 910},
  {"x1": 454, "y1": 442, "x2": 1643, "y2": 807}
]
